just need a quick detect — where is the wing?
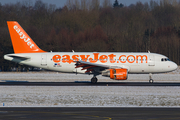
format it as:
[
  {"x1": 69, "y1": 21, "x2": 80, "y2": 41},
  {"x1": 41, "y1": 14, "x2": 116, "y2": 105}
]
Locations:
[{"x1": 75, "y1": 60, "x2": 122, "y2": 74}]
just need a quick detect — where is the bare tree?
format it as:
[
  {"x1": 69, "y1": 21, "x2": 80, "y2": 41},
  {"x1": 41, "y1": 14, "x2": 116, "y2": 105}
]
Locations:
[
  {"x1": 102, "y1": 0, "x2": 112, "y2": 8},
  {"x1": 74, "y1": 0, "x2": 80, "y2": 10},
  {"x1": 89, "y1": 0, "x2": 100, "y2": 10},
  {"x1": 81, "y1": 0, "x2": 88, "y2": 10},
  {"x1": 66, "y1": 0, "x2": 73, "y2": 10}
]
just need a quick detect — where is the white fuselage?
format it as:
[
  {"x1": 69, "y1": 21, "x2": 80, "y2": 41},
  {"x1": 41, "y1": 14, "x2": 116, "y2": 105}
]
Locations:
[{"x1": 4, "y1": 52, "x2": 178, "y2": 74}]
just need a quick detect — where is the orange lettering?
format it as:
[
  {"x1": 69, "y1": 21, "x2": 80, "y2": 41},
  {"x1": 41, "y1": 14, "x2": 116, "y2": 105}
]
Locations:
[
  {"x1": 99, "y1": 55, "x2": 108, "y2": 63},
  {"x1": 62, "y1": 55, "x2": 73, "y2": 64},
  {"x1": 108, "y1": 54, "x2": 116, "y2": 63},
  {"x1": 80, "y1": 55, "x2": 90, "y2": 61},
  {"x1": 89, "y1": 53, "x2": 99, "y2": 63},
  {"x1": 52, "y1": 55, "x2": 61, "y2": 63},
  {"x1": 52, "y1": 54, "x2": 148, "y2": 64},
  {"x1": 127, "y1": 55, "x2": 135, "y2": 63},
  {"x1": 72, "y1": 55, "x2": 79, "y2": 61},
  {"x1": 119, "y1": 55, "x2": 126, "y2": 63},
  {"x1": 136, "y1": 55, "x2": 148, "y2": 63}
]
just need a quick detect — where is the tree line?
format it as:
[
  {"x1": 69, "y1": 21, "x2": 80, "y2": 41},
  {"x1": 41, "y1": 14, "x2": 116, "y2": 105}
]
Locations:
[{"x1": 0, "y1": 0, "x2": 179, "y2": 71}]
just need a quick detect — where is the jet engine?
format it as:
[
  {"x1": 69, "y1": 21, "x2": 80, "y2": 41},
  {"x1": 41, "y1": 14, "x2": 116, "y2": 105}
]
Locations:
[{"x1": 102, "y1": 68, "x2": 128, "y2": 80}]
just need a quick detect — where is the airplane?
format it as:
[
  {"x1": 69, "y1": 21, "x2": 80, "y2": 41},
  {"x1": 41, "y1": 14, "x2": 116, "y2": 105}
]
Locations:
[{"x1": 4, "y1": 21, "x2": 178, "y2": 83}]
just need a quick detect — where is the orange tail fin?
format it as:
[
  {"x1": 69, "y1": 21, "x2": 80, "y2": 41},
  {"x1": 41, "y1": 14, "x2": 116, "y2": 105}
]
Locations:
[{"x1": 7, "y1": 21, "x2": 45, "y2": 53}]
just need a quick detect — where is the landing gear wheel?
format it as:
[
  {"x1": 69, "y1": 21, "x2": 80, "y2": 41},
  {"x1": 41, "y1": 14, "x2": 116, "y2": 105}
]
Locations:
[
  {"x1": 149, "y1": 79, "x2": 154, "y2": 83},
  {"x1": 91, "y1": 77, "x2": 97, "y2": 83},
  {"x1": 149, "y1": 73, "x2": 154, "y2": 83}
]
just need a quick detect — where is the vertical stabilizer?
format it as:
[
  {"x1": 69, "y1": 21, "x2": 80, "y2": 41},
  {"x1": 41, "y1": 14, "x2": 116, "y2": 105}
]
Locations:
[{"x1": 7, "y1": 21, "x2": 45, "y2": 53}]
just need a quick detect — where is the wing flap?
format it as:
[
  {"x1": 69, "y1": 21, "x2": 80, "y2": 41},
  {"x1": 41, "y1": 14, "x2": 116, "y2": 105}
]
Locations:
[
  {"x1": 76, "y1": 60, "x2": 110, "y2": 68},
  {"x1": 75, "y1": 60, "x2": 110, "y2": 73}
]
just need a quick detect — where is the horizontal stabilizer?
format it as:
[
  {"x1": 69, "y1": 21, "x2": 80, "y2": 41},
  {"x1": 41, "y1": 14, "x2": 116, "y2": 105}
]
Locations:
[
  {"x1": 4, "y1": 54, "x2": 31, "y2": 61},
  {"x1": 7, "y1": 55, "x2": 30, "y2": 60}
]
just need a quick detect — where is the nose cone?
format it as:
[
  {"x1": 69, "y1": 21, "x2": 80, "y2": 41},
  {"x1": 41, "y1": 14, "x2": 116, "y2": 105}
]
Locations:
[{"x1": 171, "y1": 62, "x2": 178, "y2": 71}]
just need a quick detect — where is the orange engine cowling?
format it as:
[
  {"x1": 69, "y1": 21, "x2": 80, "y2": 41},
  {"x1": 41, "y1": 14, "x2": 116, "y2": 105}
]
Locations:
[{"x1": 109, "y1": 69, "x2": 128, "y2": 80}]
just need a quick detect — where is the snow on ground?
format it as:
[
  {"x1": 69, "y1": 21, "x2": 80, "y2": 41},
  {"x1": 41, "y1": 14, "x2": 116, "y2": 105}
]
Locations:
[
  {"x1": 0, "y1": 66, "x2": 179, "y2": 107},
  {"x1": 1, "y1": 86, "x2": 180, "y2": 107}
]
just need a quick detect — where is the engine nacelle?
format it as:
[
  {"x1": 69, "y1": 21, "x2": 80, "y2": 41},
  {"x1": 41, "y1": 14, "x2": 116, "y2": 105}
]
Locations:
[{"x1": 102, "y1": 68, "x2": 128, "y2": 80}]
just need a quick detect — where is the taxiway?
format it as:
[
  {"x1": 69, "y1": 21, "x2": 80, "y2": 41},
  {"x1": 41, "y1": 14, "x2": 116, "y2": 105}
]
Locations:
[{"x1": 1, "y1": 107, "x2": 180, "y2": 120}]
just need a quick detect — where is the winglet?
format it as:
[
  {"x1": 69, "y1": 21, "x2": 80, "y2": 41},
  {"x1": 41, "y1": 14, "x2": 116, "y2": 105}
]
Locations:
[{"x1": 7, "y1": 21, "x2": 45, "y2": 53}]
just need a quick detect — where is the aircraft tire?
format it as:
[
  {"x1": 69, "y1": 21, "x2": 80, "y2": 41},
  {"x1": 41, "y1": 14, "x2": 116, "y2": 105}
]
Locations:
[
  {"x1": 91, "y1": 77, "x2": 97, "y2": 83},
  {"x1": 149, "y1": 79, "x2": 154, "y2": 83}
]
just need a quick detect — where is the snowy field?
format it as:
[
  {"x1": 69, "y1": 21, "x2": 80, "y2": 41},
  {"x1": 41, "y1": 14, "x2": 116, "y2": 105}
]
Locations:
[
  {"x1": 1, "y1": 86, "x2": 180, "y2": 107},
  {"x1": 0, "y1": 67, "x2": 179, "y2": 107}
]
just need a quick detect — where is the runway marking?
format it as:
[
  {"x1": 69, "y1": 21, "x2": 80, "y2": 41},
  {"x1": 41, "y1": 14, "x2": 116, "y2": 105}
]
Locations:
[{"x1": 11, "y1": 111, "x2": 112, "y2": 120}]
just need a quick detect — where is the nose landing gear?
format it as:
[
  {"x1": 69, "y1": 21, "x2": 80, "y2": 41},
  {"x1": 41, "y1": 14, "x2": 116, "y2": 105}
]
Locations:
[{"x1": 149, "y1": 73, "x2": 154, "y2": 83}]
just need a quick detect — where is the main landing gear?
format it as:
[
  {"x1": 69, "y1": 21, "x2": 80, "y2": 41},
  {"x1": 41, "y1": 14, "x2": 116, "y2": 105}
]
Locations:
[
  {"x1": 149, "y1": 73, "x2": 154, "y2": 83},
  {"x1": 91, "y1": 76, "x2": 98, "y2": 83}
]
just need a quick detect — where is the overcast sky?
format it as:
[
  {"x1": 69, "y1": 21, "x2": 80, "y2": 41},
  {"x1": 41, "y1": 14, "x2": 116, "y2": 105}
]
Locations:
[{"x1": 0, "y1": 0, "x2": 160, "y2": 8}]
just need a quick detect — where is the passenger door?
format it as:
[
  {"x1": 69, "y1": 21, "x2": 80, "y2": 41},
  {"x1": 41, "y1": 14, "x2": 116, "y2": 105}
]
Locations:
[
  {"x1": 41, "y1": 54, "x2": 47, "y2": 66},
  {"x1": 148, "y1": 55, "x2": 155, "y2": 66}
]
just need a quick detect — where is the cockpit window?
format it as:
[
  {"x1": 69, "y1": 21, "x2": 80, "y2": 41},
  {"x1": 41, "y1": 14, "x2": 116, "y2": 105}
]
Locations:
[{"x1": 161, "y1": 58, "x2": 170, "y2": 62}]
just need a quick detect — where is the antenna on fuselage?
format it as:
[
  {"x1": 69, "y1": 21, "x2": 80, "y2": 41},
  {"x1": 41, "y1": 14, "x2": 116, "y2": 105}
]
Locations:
[
  {"x1": 148, "y1": 50, "x2": 150, "y2": 53},
  {"x1": 72, "y1": 50, "x2": 74, "y2": 53}
]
